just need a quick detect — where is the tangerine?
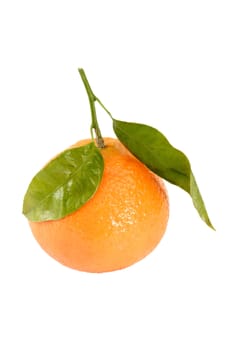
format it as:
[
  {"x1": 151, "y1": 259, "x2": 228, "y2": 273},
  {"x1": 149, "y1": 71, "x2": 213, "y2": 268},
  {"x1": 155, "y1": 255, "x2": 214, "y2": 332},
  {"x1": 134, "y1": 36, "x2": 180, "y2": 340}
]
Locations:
[{"x1": 29, "y1": 138, "x2": 169, "y2": 272}]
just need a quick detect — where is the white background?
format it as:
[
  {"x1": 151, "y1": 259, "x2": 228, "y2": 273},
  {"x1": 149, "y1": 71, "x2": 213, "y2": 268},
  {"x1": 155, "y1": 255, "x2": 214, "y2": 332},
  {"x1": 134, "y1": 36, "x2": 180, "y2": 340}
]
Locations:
[{"x1": 1, "y1": 1, "x2": 233, "y2": 349}]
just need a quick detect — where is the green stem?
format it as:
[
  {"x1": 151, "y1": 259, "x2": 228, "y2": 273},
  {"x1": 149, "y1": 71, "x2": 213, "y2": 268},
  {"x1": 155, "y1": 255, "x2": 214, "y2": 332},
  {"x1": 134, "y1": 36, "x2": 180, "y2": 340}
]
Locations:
[
  {"x1": 78, "y1": 68, "x2": 105, "y2": 148},
  {"x1": 95, "y1": 97, "x2": 113, "y2": 119}
]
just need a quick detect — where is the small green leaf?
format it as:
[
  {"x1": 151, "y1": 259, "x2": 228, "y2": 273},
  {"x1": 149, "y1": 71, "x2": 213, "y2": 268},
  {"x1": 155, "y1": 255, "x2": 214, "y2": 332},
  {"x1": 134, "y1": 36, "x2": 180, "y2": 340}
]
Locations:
[
  {"x1": 113, "y1": 119, "x2": 214, "y2": 230},
  {"x1": 23, "y1": 142, "x2": 104, "y2": 222}
]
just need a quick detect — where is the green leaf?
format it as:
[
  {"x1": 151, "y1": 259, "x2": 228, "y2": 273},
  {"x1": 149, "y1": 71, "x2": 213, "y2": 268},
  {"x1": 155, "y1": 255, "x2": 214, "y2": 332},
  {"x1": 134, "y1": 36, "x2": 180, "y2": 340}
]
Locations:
[
  {"x1": 23, "y1": 142, "x2": 104, "y2": 222},
  {"x1": 113, "y1": 119, "x2": 214, "y2": 230}
]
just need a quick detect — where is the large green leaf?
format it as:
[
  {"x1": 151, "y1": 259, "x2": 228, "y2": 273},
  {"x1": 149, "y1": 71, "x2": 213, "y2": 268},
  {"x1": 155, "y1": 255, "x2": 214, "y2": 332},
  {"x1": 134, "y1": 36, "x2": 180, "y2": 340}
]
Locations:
[
  {"x1": 23, "y1": 142, "x2": 104, "y2": 222},
  {"x1": 113, "y1": 119, "x2": 214, "y2": 229}
]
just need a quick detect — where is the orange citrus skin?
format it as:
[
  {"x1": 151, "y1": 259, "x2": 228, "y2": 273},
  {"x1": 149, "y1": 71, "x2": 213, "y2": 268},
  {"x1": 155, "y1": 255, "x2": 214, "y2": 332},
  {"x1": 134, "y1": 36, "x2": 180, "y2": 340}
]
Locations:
[{"x1": 29, "y1": 138, "x2": 169, "y2": 273}]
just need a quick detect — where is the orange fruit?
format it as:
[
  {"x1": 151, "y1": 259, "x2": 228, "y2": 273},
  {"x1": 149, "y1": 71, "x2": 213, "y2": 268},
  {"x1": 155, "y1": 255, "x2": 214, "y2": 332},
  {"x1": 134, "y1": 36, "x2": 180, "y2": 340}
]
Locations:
[{"x1": 29, "y1": 138, "x2": 169, "y2": 272}]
